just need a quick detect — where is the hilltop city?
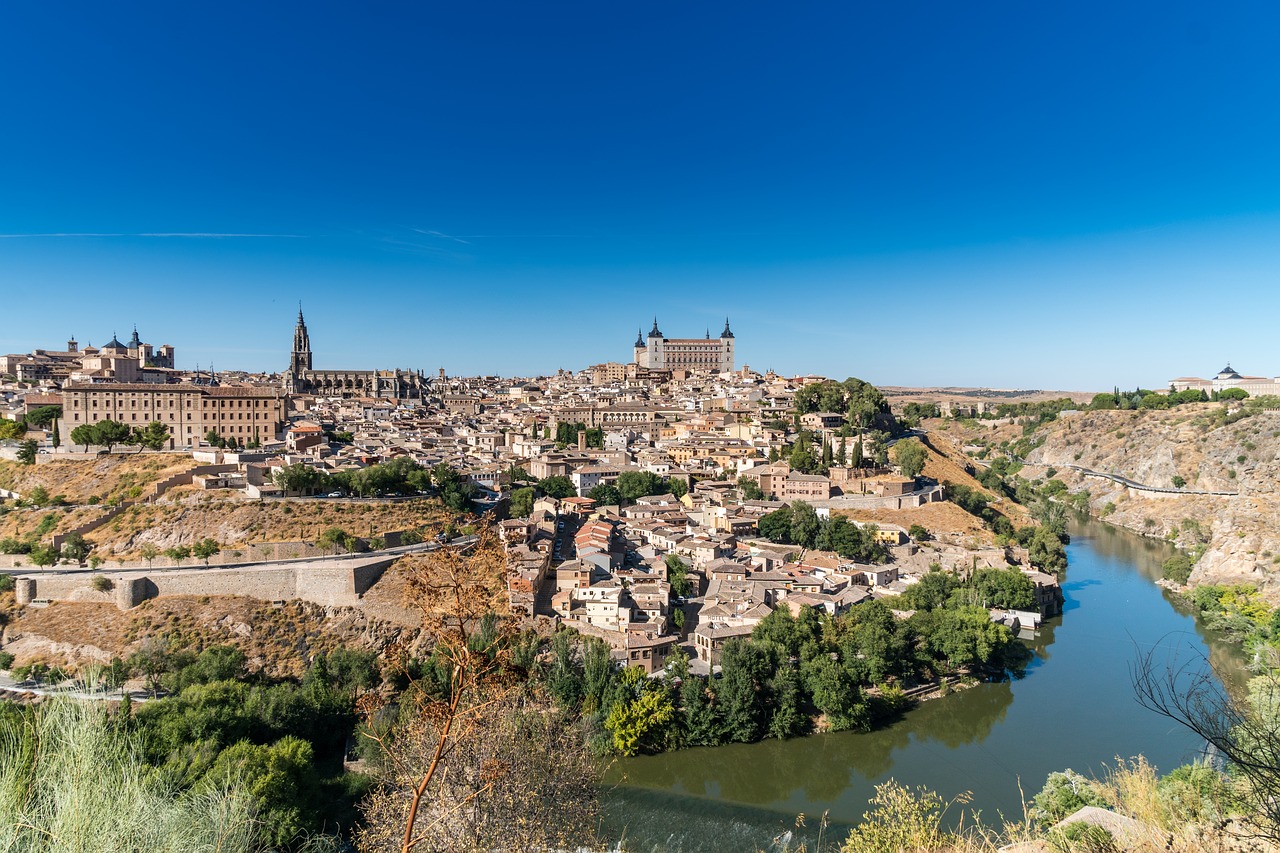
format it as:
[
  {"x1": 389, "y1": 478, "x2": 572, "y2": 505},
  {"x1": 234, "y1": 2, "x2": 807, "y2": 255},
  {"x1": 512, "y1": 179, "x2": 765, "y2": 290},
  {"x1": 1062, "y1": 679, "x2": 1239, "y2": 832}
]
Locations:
[{"x1": 0, "y1": 312, "x2": 1077, "y2": 673}]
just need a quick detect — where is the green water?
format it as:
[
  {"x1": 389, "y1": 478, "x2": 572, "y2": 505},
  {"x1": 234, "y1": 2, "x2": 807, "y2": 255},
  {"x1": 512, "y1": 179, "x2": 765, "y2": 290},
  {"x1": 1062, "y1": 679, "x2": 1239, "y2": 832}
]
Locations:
[{"x1": 602, "y1": 520, "x2": 1246, "y2": 851}]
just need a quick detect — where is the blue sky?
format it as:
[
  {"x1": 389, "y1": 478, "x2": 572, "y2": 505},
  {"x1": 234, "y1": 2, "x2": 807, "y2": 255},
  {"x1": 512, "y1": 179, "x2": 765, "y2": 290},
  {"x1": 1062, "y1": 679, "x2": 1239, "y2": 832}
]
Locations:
[{"x1": 2, "y1": 2, "x2": 1279, "y2": 390}]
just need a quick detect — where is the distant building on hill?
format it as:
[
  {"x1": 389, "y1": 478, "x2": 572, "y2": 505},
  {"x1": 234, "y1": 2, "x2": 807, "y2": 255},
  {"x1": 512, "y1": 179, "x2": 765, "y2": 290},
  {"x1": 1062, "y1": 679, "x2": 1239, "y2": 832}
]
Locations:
[
  {"x1": 632, "y1": 317, "x2": 735, "y2": 372},
  {"x1": 282, "y1": 308, "x2": 427, "y2": 399},
  {"x1": 1169, "y1": 364, "x2": 1280, "y2": 397}
]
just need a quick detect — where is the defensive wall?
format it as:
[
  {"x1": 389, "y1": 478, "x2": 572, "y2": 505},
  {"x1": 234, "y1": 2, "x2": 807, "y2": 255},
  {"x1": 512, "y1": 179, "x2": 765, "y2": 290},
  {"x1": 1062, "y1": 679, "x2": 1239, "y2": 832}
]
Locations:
[
  {"x1": 13, "y1": 555, "x2": 396, "y2": 611},
  {"x1": 816, "y1": 484, "x2": 947, "y2": 511}
]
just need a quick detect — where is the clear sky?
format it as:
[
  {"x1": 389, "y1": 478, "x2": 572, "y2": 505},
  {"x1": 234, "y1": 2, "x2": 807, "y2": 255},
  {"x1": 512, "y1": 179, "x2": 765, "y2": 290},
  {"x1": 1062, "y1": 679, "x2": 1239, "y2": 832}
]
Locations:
[{"x1": 2, "y1": 2, "x2": 1279, "y2": 390}]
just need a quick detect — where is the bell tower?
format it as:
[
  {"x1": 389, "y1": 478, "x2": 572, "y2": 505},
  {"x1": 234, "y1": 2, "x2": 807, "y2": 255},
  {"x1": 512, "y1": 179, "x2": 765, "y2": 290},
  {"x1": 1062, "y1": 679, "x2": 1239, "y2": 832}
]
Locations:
[{"x1": 290, "y1": 306, "x2": 313, "y2": 374}]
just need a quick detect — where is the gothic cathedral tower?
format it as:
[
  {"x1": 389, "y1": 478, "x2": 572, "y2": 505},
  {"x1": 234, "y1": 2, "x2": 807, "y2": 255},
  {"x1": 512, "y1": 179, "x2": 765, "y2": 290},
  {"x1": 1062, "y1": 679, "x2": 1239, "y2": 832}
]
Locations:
[{"x1": 290, "y1": 307, "x2": 313, "y2": 374}]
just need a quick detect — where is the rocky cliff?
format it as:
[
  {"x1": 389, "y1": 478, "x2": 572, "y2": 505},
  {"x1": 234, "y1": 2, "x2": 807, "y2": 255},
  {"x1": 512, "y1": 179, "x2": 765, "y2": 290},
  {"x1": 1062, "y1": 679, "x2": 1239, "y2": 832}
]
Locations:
[{"x1": 1019, "y1": 405, "x2": 1280, "y2": 597}]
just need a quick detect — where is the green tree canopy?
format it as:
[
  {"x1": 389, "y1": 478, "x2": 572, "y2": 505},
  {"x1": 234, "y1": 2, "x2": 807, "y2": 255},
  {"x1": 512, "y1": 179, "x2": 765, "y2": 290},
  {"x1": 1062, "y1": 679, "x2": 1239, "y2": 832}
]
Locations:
[
  {"x1": 538, "y1": 476, "x2": 577, "y2": 499},
  {"x1": 132, "y1": 421, "x2": 171, "y2": 451},
  {"x1": 892, "y1": 438, "x2": 928, "y2": 479},
  {"x1": 93, "y1": 419, "x2": 133, "y2": 452},
  {"x1": 509, "y1": 486, "x2": 535, "y2": 518}
]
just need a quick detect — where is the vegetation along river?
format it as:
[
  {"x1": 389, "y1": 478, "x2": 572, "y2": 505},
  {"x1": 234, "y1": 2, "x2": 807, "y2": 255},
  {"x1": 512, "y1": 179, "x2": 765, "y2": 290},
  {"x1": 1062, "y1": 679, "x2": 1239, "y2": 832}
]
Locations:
[{"x1": 601, "y1": 519, "x2": 1247, "y2": 851}]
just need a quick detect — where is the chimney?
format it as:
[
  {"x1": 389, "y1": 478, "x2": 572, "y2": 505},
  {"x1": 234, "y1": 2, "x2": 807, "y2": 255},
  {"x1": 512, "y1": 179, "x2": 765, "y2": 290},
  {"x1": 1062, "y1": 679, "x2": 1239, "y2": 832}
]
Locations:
[{"x1": 577, "y1": 429, "x2": 587, "y2": 451}]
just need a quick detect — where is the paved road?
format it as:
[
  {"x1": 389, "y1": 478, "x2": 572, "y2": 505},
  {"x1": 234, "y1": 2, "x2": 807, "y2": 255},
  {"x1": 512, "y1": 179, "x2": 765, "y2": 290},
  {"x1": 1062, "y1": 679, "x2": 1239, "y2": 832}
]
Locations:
[
  {"x1": 1062, "y1": 464, "x2": 1238, "y2": 497},
  {"x1": 2, "y1": 536, "x2": 479, "y2": 580},
  {"x1": 0, "y1": 673, "x2": 153, "y2": 703}
]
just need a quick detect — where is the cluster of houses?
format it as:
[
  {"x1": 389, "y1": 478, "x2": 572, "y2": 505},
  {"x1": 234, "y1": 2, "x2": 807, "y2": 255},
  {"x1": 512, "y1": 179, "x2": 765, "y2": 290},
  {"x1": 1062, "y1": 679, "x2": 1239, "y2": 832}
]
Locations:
[
  {"x1": 496, "y1": 485, "x2": 1062, "y2": 674},
  {"x1": 2, "y1": 323, "x2": 1063, "y2": 674}
]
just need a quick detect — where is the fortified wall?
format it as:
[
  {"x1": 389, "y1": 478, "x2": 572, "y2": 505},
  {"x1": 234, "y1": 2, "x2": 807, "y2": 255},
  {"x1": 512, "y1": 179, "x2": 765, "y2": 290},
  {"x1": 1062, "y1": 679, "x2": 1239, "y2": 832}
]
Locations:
[{"x1": 13, "y1": 555, "x2": 395, "y2": 611}]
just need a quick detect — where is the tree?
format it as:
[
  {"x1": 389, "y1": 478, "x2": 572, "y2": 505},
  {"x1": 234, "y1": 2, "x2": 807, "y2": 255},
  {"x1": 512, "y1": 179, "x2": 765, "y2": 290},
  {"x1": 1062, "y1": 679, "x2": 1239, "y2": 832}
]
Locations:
[
  {"x1": 665, "y1": 553, "x2": 694, "y2": 598},
  {"x1": 317, "y1": 527, "x2": 354, "y2": 554},
  {"x1": 70, "y1": 423, "x2": 96, "y2": 451},
  {"x1": 132, "y1": 421, "x2": 171, "y2": 451},
  {"x1": 509, "y1": 486, "x2": 535, "y2": 518},
  {"x1": 16, "y1": 439, "x2": 37, "y2": 465},
  {"x1": 94, "y1": 419, "x2": 133, "y2": 453},
  {"x1": 789, "y1": 501, "x2": 820, "y2": 548},
  {"x1": 892, "y1": 438, "x2": 928, "y2": 479},
  {"x1": 968, "y1": 567, "x2": 1037, "y2": 610},
  {"x1": 668, "y1": 477, "x2": 688, "y2": 499},
  {"x1": 1132, "y1": 646, "x2": 1280, "y2": 842},
  {"x1": 758, "y1": 506, "x2": 793, "y2": 543},
  {"x1": 29, "y1": 543, "x2": 58, "y2": 569},
  {"x1": 537, "y1": 476, "x2": 576, "y2": 499},
  {"x1": 0, "y1": 419, "x2": 25, "y2": 440},
  {"x1": 737, "y1": 476, "x2": 765, "y2": 501},
  {"x1": 587, "y1": 483, "x2": 623, "y2": 507},
  {"x1": 355, "y1": 525, "x2": 601, "y2": 853},
  {"x1": 192, "y1": 538, "x2": 220, "y2": 565},
  {"x1": 24, "y1": 406, "x2": 61, "y2": 429},
  {"x1": 205, "y1": 428, "x2": 227, "y2": 448},
  {"x1": 802, "y1": 656, "x2": 866, "y2": 731},
  {"x1": 606, "y1": 679, "x2": 676, "y2": 755},
  {"x1": 163, "y1": 545, "x2": 191, "y2": 565},
  {"x1": 273, "y1": 463, "x2": 328, "y2": 495},
  {"x1": 139, "y1": 542, "x2": 160, "y2": 568},
  {"x1": 60, "y1": 532, "x2": 91, "y2": 564},
  {"x1": 1028, "y1": 526, "x2": 1068, "y2": 572},
  {"x1": 615, "y1": 470, "x2": 666, "y2": 502}
]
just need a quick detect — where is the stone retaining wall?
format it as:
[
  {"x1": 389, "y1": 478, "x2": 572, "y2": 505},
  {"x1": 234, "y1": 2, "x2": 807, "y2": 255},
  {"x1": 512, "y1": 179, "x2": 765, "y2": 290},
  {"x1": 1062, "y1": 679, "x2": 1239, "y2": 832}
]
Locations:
[{"x1": 14, "y1": 555, "x2": 396, "y2": 611}]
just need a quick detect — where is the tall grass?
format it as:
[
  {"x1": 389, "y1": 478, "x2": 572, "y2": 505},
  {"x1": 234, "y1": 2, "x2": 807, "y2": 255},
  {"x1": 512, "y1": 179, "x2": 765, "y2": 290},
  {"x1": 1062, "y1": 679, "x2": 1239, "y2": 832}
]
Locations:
[{"x1": 0, "y1": 698, "x2": 261, "y2": 853}]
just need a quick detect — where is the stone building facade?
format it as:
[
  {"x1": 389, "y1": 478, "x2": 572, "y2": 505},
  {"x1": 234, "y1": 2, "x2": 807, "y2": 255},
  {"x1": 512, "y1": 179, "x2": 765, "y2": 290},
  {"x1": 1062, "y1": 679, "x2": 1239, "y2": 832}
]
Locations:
[
  {"x1": 633, "y1": 318, "x2": 735, "y2": 372},
  {"x1": 282, "y1": 309, "x2": 427, "y2": 399},
  {"x1": 61, "y1": 383, "x2": 288, "y2": 449}
]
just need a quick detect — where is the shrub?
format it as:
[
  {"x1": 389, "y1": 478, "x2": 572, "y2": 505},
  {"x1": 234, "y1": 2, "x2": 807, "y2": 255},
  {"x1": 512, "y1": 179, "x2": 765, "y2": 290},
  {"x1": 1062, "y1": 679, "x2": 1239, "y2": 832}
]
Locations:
[
  {"x1": 0, "y1": 651, "x2": 13, "y2": 670},
  {"x1": 90, "y1": 575, "x2": 113, "y2": 593},
  {"x1": 1162, "y1": 554, "x2": 1192, "y2": 585},
  {"x1": 1032, "y1": 769, "x2": 1108, "y2": 824}
]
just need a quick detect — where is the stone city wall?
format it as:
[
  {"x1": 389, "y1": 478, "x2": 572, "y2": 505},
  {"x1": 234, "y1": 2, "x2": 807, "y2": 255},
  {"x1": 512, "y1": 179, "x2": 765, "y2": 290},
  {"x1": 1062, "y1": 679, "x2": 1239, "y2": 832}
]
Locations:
[{"x1": 14, "y1": 556, "x2": 396, "y2": 611}]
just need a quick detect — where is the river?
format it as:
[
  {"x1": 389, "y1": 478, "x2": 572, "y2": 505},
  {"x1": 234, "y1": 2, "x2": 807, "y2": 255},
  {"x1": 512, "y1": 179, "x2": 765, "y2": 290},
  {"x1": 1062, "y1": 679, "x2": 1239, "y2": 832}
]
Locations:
[{"x1": 601, "y1": 520, "x2": 1246, "y2": 851}]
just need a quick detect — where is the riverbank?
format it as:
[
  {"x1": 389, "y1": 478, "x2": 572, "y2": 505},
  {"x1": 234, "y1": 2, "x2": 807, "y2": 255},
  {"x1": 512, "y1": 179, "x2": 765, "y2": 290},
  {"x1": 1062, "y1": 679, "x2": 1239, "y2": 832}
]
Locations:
[{"x1": 602, "y1": 519, "x2": 1247, "y2": 850}]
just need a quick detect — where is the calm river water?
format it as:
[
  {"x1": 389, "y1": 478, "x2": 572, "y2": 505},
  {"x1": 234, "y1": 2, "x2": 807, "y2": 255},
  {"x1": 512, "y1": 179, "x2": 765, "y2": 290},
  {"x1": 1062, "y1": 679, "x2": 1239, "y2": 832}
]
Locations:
[{"x1": 601, "y1": 520, "x2": 1245, "y2": 851}]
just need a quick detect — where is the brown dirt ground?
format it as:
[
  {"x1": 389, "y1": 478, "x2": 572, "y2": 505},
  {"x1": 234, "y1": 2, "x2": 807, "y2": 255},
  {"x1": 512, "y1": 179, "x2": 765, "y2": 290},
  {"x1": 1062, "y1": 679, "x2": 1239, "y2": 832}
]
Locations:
[
  {"x1": 0, "y1": 455, "x2": 200, "y2": 505},
  {"x1": 4, "y1": 594, "x2": 403, "y2": 677},
  {"x1": 88, "y1": 497, "x2": 454, "y2": 557},
  {"x1": 835, "y1": 501, "x2": 993, "y2": 540},
  {"x1": 0, "y1": 506, "x2": 106, "y2": 541}
]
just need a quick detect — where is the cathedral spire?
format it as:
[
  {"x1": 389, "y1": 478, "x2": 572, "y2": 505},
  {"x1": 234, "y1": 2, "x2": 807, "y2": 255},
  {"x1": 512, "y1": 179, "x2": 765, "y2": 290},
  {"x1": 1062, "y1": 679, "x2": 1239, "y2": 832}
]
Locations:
[
  {"x1": 721, "y1": 317, "x2": 734, "y2": 339},
  {"x1": 290, "y1": 306, "x2": 312, "y2": 375},
  {"x1": 649, "y1": 316, "x2": 662, "y2": 338}
]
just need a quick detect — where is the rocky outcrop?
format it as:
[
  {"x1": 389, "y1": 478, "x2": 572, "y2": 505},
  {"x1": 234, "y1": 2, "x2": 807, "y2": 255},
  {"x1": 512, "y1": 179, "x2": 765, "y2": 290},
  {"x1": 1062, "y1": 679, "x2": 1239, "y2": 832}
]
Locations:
[{"x1": 1020, "y1": 406, "x2": 1280, "y2": 598}]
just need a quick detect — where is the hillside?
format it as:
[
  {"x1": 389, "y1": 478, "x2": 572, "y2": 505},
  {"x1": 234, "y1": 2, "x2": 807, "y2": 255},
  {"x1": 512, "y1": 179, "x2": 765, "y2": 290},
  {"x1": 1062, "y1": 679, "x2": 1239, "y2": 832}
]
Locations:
[
  {"x1": 0, "y1": 454, "x2": 199, "y2": 505},
  {"x1": 85, "y1": 495, "x2": 454, "y2": 558},
  {"x1": 2, "y1": 593, "x2": 412, "y2": 677},
  {"x1": 947, "y1": 404, "x2": 1280, "y2": 598}
]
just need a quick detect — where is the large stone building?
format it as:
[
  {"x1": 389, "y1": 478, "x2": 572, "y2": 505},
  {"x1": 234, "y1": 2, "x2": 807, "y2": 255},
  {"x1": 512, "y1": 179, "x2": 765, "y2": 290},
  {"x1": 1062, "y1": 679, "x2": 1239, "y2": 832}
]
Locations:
[
  {"x1": 282, "y1": 308, "x2": 427, "y2": 399},
  {"x1": 0, "y1": 328, "x2": 175, "y2": 385},
  {"x1": 633, "y1": 318, "x2": 735, "y2": 373},
  {"x1": 1169, "y1": 364, "x2": 1280, "y2": 397},
  {"x1": 60, "y1": 383, "x2": 287, "y2": 449}
]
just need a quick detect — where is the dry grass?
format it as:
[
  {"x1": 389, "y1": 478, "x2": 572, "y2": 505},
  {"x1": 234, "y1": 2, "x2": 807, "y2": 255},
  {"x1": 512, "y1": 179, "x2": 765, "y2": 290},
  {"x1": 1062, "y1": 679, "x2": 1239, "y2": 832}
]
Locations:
[
  {"x1": 5, "y1": 594, "x2": 407, "y2": 677},
  {"x1": 86, "y1": 496, "x2": 452, "y2": 557},
  {"x1": 0, "y1": 455, "x2": 199, "y2": 505},
  {"x1": 0, "y1": 506, "x2": 105, "y2": 540},
  {"x1": 837, "y1": 501, "x2": 993, "y2": 539}
]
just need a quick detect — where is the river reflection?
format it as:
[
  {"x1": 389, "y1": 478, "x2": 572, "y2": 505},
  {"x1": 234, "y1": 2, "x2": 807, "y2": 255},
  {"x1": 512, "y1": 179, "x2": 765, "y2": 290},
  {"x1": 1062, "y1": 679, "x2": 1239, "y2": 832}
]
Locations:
[{"x1": 604, "y1": 519, "x2": 1247, "y2": 849}]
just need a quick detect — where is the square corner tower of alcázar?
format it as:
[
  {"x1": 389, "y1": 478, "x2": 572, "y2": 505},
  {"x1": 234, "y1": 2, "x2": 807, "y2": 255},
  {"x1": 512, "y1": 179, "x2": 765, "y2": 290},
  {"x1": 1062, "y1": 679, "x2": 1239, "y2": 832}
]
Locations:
[{"x1": 633, "y1": 318, "x2": 735, "y2": 372}]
